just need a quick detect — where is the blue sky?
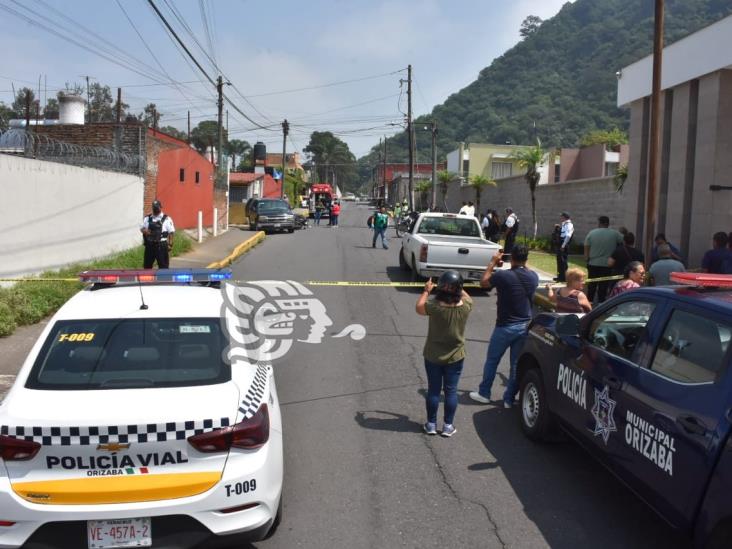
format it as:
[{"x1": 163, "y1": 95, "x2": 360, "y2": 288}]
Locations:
[{"x1": 0, "y1": 0, "x2": 570, "y2": 157}]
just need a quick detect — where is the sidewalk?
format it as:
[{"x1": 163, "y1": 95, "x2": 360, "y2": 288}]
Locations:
[{"x1": 0, "y1": 227, "x2": 258, "y2": 378}]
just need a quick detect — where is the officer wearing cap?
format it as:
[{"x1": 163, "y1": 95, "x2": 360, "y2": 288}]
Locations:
[{"x1": 141, "y1": 199, "x2": 175, "y2": 269}]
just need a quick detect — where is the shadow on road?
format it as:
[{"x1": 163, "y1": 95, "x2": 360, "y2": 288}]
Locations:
[
  {"x1": 471, "y1": 407, "x2": 690, "y2": 549},
  {"x1": 354, "y1": 410, "x2": 423, "y2": 433}
]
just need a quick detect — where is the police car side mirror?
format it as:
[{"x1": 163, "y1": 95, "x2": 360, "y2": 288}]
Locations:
[{"x1": 555, "y1": 314, "x2": 581, "y2": 337}]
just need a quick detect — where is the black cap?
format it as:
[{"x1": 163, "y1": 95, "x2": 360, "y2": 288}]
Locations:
[
  {"x1": 560, "y1": 211, "x2": 570, "y2": 219},
  {"x1": 152, "y1": 200, "x2": 162, "y2": 211}
]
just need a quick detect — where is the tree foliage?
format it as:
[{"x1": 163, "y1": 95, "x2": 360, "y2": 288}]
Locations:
[
  {"x1": 159, "y1": 125, "x2": 187, "y2": 141},
  {"x1": 579, "y1": 127, "x2": 628, "y2": 148},
  {"x1": 520, "y1": 15, "x2": 543, "y2": 38},
  {"x1": 190, "y1": 120, "x2": 227, "y2": 155},
  {"x1": 225, "y1": 139, "x2": 251, "y2": 170},
  {"x1": 304, "y1": 131, "x2": 358, "y2": 192},
  {"x1": 468, "y1": 175, "x2": 496, "y2": 216},
  {"x1": 510, "y1": 142, "x2": 547, "y2": 238},
  {"x1": 357, "y1": 0, "x2": 732, "y2": 185}
]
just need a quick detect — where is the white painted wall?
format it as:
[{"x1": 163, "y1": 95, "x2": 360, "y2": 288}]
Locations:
[
  {"x1": 0, "y1": 155, "x2": 144, "y2": 278},
  {"x1": 617, "y1": 14, "x2": 732, "y2": 106}
]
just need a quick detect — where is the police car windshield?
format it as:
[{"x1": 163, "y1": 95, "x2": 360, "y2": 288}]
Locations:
[
  {"x1": 26, "y1": 318, "x2": 230, "y2": 390},
  {"x1": 418, "y1": 217, "x2": 480, "y2": 237}
]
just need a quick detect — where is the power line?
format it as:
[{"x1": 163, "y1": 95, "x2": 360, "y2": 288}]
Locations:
[{"x1": 243, "y1": 69, "x2": 408, "y2": 98}]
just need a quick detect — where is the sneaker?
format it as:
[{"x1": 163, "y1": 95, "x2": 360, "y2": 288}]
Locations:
[
  {"x1": 441, "y1": 424, "x2": 457, "y2": 437},
  {"x1": 423, "y1": 422, "x2": 437, "y2": 435},
  {"x1": 503, "y1": 400, "x2": 513, "y2": 409},
  {"x1": 469, "y1": 391, "x2": 491, "y2": 404}
]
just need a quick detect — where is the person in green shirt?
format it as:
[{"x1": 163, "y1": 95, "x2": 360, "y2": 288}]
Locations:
[
  {"x1": 372, "y1": 206, "x2": 390, "y2": 249},
  {"x1": 584, "y1": 216, "x2": 623, "y2": 303},
  {"x1": 416, "y1": 271, "x2": 473, "y2": 437}
]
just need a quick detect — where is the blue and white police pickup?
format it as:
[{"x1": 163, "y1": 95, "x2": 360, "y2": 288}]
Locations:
[
  {"x1": 0, "y1": 269, "x2": 283, "y2": 548},
  {"x1": 516, "y1": 273, "x2": 732, "y2": 548}
]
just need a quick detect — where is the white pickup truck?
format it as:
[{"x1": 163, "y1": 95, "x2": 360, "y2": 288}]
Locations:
[{"x1": 398, "y1": 212, "x2": 503, "y2": 281}]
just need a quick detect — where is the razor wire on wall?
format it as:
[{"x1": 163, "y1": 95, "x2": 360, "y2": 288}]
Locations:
[{"x1": 0, "y1": 129, "x2": 143, "y2": 175}]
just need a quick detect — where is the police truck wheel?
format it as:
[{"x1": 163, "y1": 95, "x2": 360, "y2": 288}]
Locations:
[
  {"x1": 399, "y1": 248, "x2": 409, "y2": 271},
  {"x1": 410, "y1": 255, "x2": 422, "y2": 282},
  {"x1": 519, "y1": 368, "x2": 551, "y2": 442}
]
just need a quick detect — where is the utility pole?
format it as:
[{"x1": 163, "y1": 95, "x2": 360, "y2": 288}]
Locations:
[
  {"x1": 281, "y1": 119, "x2": 289, "y2": 199},
  {"x1": 116, "y1": 88, "x2": 122, "y2": 123},
  {"x1": 383, "y1": 136, "x2": 387, "y2": 201},
  {"x1": 645, "y1": 0, "x2": 664, "y2": 262},
  {"x1": 376, "y1": 137, "x2": 382, "y2": 199},
  {"x1": 216, "y1": 76, "x2": 224, "y2": 188},
  {"x1": 430, "y1": 121, "x2": 438, "y2": 209},
  {"x1": 187, "y1": 111, "x2": 191, "y2": 144},
  {"x1": 407, "y1": 64, "x2": 414, "y2": 211},
  {"x1": 85, "y1": 75, "x2": 91, "y2": 123},
  {"x1": 24, "y1": 92, "x2": 30, "y2": 129},
  {"x1": 152, "y1": 107, "x2": 158, "y2": 132}
]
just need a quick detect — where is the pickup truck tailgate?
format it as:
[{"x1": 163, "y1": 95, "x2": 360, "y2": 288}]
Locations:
[{"x1": 423, "y1": 237, "x2": 499, "y2": 270}]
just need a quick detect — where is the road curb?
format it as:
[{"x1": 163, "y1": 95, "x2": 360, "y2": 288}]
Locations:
[{"x1": 207, "y1": 232, "x2": 266, "y2": 269}]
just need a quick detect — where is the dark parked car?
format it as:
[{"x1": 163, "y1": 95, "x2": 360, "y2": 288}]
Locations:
[
  {"x1": 515, "y1": 274, "x2": 732, "y2": 548},
  {"x1": 248, "y1": 199, "x2": 295, "y2": 233}
]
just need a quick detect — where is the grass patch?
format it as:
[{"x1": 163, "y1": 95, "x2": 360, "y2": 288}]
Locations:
[
  {"x1": 527, "y1": 251, "x2": 587, "y2": 277},
  {"x1": 0, "y1": 234, "x2": 193, "y2": 337}
]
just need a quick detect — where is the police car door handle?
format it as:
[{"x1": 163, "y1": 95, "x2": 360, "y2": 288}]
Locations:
[
  {"x1": 602, "y1": 376, "x2": 621, "y2": 390},
  {"x1": 677, "y1": 415, "x2": 707, "y2": 436},
  {"x1": 458, "y1": 248, "x2": 469, "y2": 254}
]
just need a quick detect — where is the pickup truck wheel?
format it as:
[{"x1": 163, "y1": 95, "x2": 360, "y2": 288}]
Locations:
[
  {"x1": 410, "y1": 255, "x2": 423, "y2": 282},
  {"x1": 287, "y1": 228, "x2": 294, "y2": 233},
  {"x1": 399, "y1": 248, "x2": 409, "y2": 271},
  {"x1": 519, "y1": 368, "x2": 552, "y2": 442}
]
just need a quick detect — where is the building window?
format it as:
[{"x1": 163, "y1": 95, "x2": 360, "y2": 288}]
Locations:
[
  {"x1": 554, "y1": 163, "x2": 561, "y2": 183},
  {"x1": 195, "y1": 171, "x2": 200, "y2": 184},
  {"x1": 179, "y1": 168, "x2": 185, "y2": 182},
  {"x1": 491, "y1": 162, "x2": 513, "y2": 179},
  {"x1": 605, "y1": 162, "x2": 618, "y2": 177},
  {"x1": 462, "y1": 159, "x2": 469, "y2": 178}
]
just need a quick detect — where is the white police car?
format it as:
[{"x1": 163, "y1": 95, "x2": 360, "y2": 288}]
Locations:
[{"x1": 0, "y1": 269, "x2": 283, "y2": 548}]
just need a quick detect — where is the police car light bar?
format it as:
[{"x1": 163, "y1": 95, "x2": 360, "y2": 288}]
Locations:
[
  {"x1": 78, "y1": 269, "x2": 233, "y2": 284},
  {"x1": 669, "y1": 272, "x2": 732, "y2": 287}
]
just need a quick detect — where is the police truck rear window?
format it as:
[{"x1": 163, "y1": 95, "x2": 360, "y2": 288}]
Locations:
[{"x1": 26, "y1": 318, "x2": 230, "y2": 390}]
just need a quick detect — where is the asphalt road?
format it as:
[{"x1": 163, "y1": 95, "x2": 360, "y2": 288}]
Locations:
[{"x1": 232, "y1": 203, "x2": 688, "y2": 549}]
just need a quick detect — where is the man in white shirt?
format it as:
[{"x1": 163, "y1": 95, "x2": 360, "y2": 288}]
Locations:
[
  {"x1": 503, "y1": 208, "x2": 519, "y2": 253},
  {"x1": 465, "y1": 201, "x2": 476, "y2": 217},
  {"x1": 141, "y1": 199, "x2": 176, "y2": 268},
  {"x1": 458, "y1": 202, "x2": 469, "y2": 215},
  {"x1": 556, "y1": 211, "x2": 574, "y2": 282}
]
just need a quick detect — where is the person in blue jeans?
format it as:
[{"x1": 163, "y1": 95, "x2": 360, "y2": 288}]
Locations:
[
  {"x1": 416, "y1": 271, "x2": 473, "y2": 437},
  {"x1": 372, "y1": 206, "x2": 389, "y2": 249},
  {"x1": 470, "y1": 244, "x2": 538, "y2": 408}
]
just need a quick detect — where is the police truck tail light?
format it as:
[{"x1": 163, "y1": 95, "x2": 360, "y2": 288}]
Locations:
[
  {"x1": 0, "y1": 435, "x2": 41, "y2": 461},
  {"x1": 0, "y1": 521, "x2": 15, "y2": 527},
  {"x1": 419, "y1": 244, "x2": 429, "y2": 263},
  {"x1": 187, "y1": 405, "x2": 270, "y2": 453}
]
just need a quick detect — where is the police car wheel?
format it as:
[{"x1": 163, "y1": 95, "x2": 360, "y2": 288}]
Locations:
[{"x1": 520, "y1": 368, "x2": 551, "y2": 441}]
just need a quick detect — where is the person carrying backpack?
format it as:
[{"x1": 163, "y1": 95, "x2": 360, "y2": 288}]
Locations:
[
  {"x1": 502, "y1": 208, "x2": 519, "y2": 253},
  {"x1": 372, "y1": 206, "x2": 390, "y2": 249}
]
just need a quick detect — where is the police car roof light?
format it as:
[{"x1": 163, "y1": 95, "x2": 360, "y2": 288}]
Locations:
[
  {"x1": 78, "y1": 269, "x2": 233, "y2": 285},
  {"x1": 669, "y1": 272, "x2": 732, "y2": 288}
]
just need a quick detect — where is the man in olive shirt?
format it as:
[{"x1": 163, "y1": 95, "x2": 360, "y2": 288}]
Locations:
[{"x1": 584, "y1": 216, "x2": 622, "y2": 304}]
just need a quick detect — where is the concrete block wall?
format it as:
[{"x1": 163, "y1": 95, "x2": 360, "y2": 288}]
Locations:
[
  {"x1": 0, "y1": 155, "x2": 144, "y2": 278},
  {"x1": 445, "y1": 175, "x2": 627, "y2": 241}
]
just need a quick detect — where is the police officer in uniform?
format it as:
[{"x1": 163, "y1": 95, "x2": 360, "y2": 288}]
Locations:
[{"x1": 141, "y1": 200, "x2": 175, "y2": 268}]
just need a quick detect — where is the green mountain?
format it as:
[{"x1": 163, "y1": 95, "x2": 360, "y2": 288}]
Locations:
[{"x1": 358, "y1": 0, "x2": 732, "y2": 183}]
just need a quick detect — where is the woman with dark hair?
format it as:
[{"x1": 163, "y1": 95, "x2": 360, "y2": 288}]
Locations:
[
  {"x1": 608, "y1": 261, "x2": 645, "y2": 299},
  {"x1": 416, "y1": 271, "x2": 472, "y2": 437}
]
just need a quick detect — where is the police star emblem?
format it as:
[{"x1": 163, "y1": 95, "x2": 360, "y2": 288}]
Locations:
[{"x1": 591, "y1": 385, "x2": 617, "y2": 444}]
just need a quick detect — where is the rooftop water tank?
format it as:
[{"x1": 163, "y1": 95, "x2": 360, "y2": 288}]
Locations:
[
  {"x1": 253, "y1": 141, "x2": 266, "y2": 163},
  {"x1": 58, "y1": 93, "x2": 86, "y2": 125}
]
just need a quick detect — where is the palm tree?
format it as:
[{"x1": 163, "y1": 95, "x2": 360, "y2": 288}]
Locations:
[
  {"x1": 468, "y1": 174, "x2": 496, "y2": 217},
  {"x1": 510, "y1": 141, "x2": 547, "y2": 238},
  {"x1": 415, "y1": 180, "x2": 432, "y2": 211},
  {"x1": 437, "y1": 170, "x2": 456, "y2": 211},
  {"x1": 225, "y1": 139, "x2": 251, "y2": 171}
]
